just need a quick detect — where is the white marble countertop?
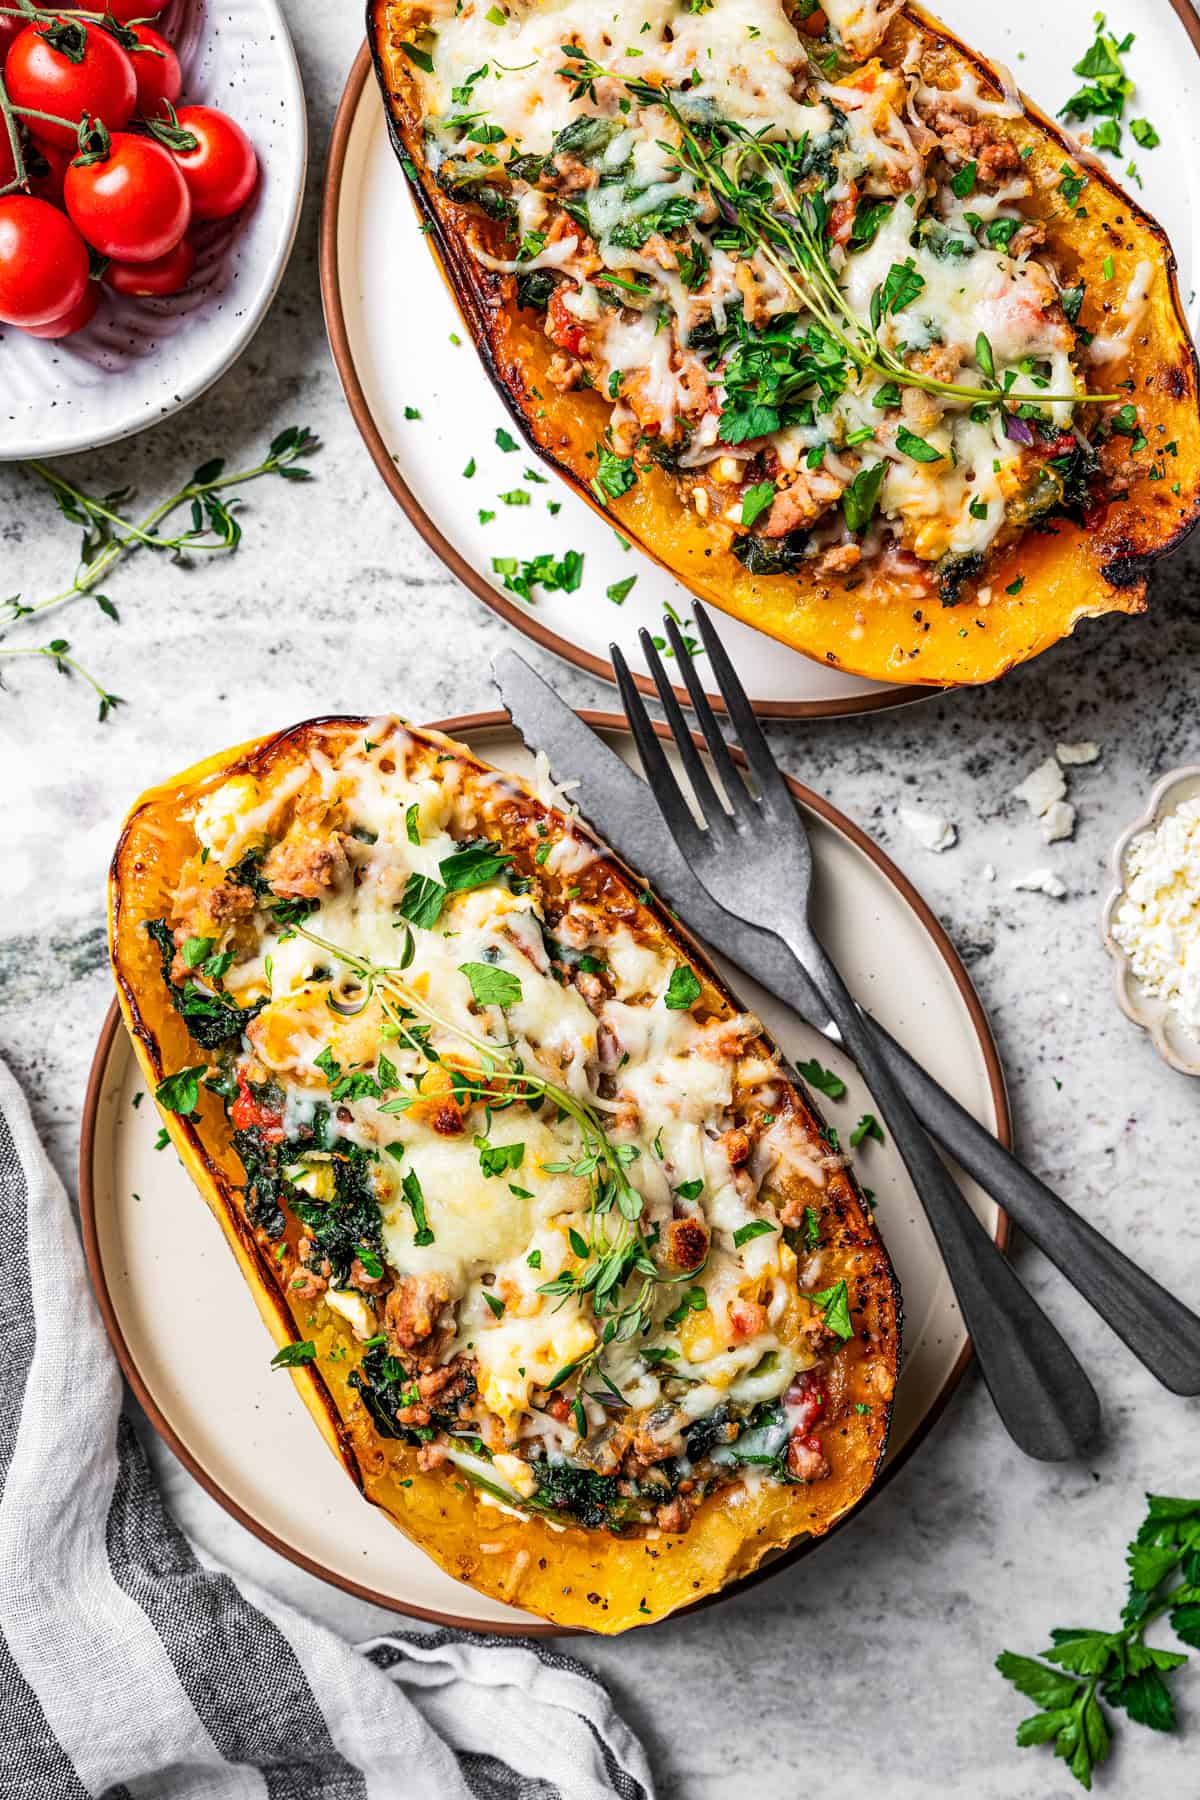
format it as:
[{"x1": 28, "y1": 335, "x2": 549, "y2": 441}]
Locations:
[{"x1": 3, "y1": 5, "x2": 1200, "y2": 1795}]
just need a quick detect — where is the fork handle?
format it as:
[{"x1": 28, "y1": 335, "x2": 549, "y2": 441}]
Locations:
[
  {"x1": 782, "y1": 924, "x2": 1101, "y2": 1460},
  {"x1": 862, "y1": 1013, "x2": 1200, "y2": 1395}
]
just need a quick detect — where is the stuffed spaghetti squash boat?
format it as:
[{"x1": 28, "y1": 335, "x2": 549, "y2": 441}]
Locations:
[
  {"x1": 368, "y1": 0, "x2": 1200, "y2": 686},
  {"x1": 109, "y1": 717, "x2": 899, "y2": 1632}
]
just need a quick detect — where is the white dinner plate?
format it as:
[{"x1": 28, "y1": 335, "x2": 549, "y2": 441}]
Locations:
[
  {"x1": 322, "y1": 0, "x2": 1200, "y2": 717},
  {"x1": 82, "y1": 712, "x2": 1009, "y2": 1634},
  {"x1": 0, "y1": 0, "x2": 307, "y2": 461}
]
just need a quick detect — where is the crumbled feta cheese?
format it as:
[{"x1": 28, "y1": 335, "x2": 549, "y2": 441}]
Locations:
[
  {"x1": 1013, "y1": 758, "x2": 1067, "y2": 818},
  {"x1": 1013, "y1": 869, "x2": 1067, "y2": 898},
  {"x1": 1056, "y1": 741, "x2": 1101, "y2": 766},
  {"x1": 981, "y1": 863, "x2": 996, "y2": 882},
  {"x1": 1112, "y1": 797, "x2": 1200, "y2": 1034},
  {"x1": 899, "y1": 806, "x2": 957, "y2": 853},
  {"x1": 1041, "y1": 800, "x2": 1077, "y2": 844}
]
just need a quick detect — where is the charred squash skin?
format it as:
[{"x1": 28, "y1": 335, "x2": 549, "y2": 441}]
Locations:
[
  {"x1": 367, "y1": 0, "x2": 1200, "y2": 688},
  {"x1": 108, "y1": 717, "x2": 900, "y2": 1633}
]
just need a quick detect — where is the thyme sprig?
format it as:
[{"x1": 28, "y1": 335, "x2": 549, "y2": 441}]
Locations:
[
  {"x1": 555, "y1": 52, "x2": 1118, "y2": 411},
  {"x1": 290, "y1": 921, "x2": 688, "y2": 1410},
  {"x1": 0, "y1": 427, "x2": 320, "y2": 719}
]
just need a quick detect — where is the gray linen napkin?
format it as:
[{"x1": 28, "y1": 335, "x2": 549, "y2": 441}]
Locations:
[{"x1": 0, "y1": 1057, "x2": 655, "y2": 1800}]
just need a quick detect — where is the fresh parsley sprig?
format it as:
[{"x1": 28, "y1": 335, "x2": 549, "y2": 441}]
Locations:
[
  {"x1": 998, "y1": 1492, "x2": 1200, "y2": 1789},
  {"x1": 0, "y1": 427, "x2": 319, "y2": 719}
]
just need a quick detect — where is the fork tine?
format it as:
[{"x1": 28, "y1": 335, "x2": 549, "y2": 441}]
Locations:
[
  {"x1": 637, "y1": 627, "x2": 732, "y2": 828},
  {"x1": 692, "y1": 602, "x2": 795, "y2": 815},
  {"x1": 609, "y1": 643, "x2": 707, "y2": 856},
  {"x1": 661, "y1": 612, "x2": 754, "y2": 814}
]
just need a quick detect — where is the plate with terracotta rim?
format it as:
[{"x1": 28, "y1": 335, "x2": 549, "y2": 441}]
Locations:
[
  {"x1": 319, "y1": 0, "x2": 1200, "y2": 719},
  {"x1": 81, "y1": 709, "x2": 1009, "y2": 1635}
]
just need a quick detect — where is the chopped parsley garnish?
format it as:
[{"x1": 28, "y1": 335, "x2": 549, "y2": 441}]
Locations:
[
  {"x1": 397, "y1": 872, "x2": 447, "y2": 929},
  {"x1": 492, "y1": 549, "x2": 584, "y2": 603},
  {"x1": 808, "y1": 1279, "x2": 853, "y2": 1341},
  {"x1": 851, "y1": 1113, "x2": 884, "y2": 1148},
  {"x1": 663, "y1": 964, "x2": 702, "y2": 1010},
  {"x1": 460, "y1": 960, "x2": 523, "y2": 1007},
  {"x1": 155, "y1": 1065, "x2": 206, "y2": 1116},
  {"x1": 399, "y1": 1169, "x2": 435, "y2": 1246},
  {"x1": 740, "y1": 481, "x2": 776, "y2": 529},
  {"x1": 271, "y1": 1340, "x2": 317, "y2": 1369},
  {"x1": 592, "y1": 445, "x2": 637, "y2": 501},
  {"x1": 733, "y1": 1219, "x2": 777, "y2": 1248},
  {"x1": 475, "y1": 1136, "x2": 525, "y2": 1177},
  {"x1": 842, "y1": 462, "x2": 886, "y2": 534},
  {"x1": 895, "y1": 427, "x2": 943, "y2": 464},
  {"x1": 796, "y1": 1057, "x2": 847, "y2": 1101}
]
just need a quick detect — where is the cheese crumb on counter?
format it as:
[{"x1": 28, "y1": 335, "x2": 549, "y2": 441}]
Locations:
[
  {"x1": 1057, "y1": 742, "x2": 1102, "y2": 766},
  {"x1": 1013, "y1": 869, "x2": 1067, "y2": 899},
  {"x1": 1112, "y1": 797, "x2": 1200, "y2": 1036},
  {"x1": 1013, "y1": 758, "x2": 1066, "y2": 818},
  {"x1": 899, "y1": 806, "x2": 958, "y2": 853},
  {"x1": 1041, "y1": 800, "x2": 1077, "y2": 845}
]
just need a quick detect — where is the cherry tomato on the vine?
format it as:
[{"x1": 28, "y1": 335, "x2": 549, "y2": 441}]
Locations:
[
  {"x1": 4, "y1": 19, "x2": 137, "y2": 149},
  {"x1": 65, "y1": 132, "x2": 190, "y2": 261},
  {"x1": 103, "y1": 233, "x2": 195, "y2": 297},
  {"x1": 24, "y1": 136, "x2": 71, "y2": 204},
  {"x1": 0, "y1": 125, "x2": 16, "y2": 192},
  {"x1": 0, "y1": 13, "x2": 24, "y2": 61},
  {"x1": 168, "y1": 106, "x2": 257, "y2": 220},
  {"x1": 0, "y1": 195, "x2": 89, "y2": 326},
  {"x1": 22, "y1": 279, "x2": 99, "y2": 338},
  {"x1": 125, "y1": 24, "x2": 181, "y2": 115}
]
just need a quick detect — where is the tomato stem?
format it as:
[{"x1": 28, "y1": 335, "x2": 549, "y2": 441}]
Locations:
[{"x1": 0, "y1": 72, "x2": 29, "y2": 197}]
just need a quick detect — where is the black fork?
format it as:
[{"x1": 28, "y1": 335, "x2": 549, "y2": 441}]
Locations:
[{"x1": 610, "y1": 601, "x2": 1101, "y2": 1462}]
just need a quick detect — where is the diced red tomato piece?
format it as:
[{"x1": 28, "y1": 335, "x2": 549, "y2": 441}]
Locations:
[
  {"x1": 547, "y1": 287, "x2": 587, "y2": 356},
  {"x1": 231, "y1": 1070, "x2": 285, "y2": 1141}
]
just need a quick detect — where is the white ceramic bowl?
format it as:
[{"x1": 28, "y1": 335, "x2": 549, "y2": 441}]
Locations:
[
  {"x1": 1100, "y1": 765, "x2": 1200, "y2": 1076},
  {"x1": 0, "y1": 0, "x2": 306, "y2": 460}
]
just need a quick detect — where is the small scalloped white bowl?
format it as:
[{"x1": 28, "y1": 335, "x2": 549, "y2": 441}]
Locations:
[
  {"x1": 0, "y1": 0, "x2": 306, "y2": 461},
  {"x1": 1100, "y1": 765, "x2": 1200, "y2": 1077}
]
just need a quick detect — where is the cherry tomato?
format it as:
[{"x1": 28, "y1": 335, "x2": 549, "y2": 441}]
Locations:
[
  {"x1": 169, "y1": 105, "x2": 257, "y2": 220},
  {"x1": 126, "y1": 24, "x2": 180, "y2": 114},
  {"x1": 4, "y1": 19, "x2": 137, "y2": 149},
  {"x1": 0, "y1": 14, "x2": 24, "y2": 60},
  {"x1": 22, "y1": 279, "x2": 99, "y2": 338},
  {"x1": 65, "y1": 131, "x2": 190, "y2": 261},
  {"x1": 0, "y1": 195, "x2": 89, "y2": 325},
  {"x1": 103, "y1": 0, "x2": 168, "y2": 19},
  {"x1": 24, "y1": 136, "x2": 71, "y2": 204},
  {"x1": 0, "y1": 124, "x2": 15, "y2": 191},
  {"x1": 103, "y1": 232, "x2": 195, "y2": 296}
]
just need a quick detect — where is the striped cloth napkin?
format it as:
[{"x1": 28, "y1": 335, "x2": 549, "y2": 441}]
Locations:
[{"x1": 0, "y1": 1057, "x2": 654, "y2": 1799}]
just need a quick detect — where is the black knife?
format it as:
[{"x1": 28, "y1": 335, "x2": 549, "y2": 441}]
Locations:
[{"x1": 493, "y1": 646, "x2": 1200, "y2": 1395}]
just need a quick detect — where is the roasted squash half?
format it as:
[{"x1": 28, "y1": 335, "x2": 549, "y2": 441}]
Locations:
[
  {"x1": 109, "y1": 716, "x2": 899, "y2": 1632},
  {"x1": 368, "y1": 0, "x2": 1200, "y2": 687}
]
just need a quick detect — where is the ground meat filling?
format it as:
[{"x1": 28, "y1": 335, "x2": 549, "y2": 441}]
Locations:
[{"x1": 425, "y1": 0, "x2": 1115, "y2": 602}]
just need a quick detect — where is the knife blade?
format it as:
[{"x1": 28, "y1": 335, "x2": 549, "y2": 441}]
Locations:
[
  {"x1": 493, "y1": 645, "x2": 1200, "y2": 1395},
  {"x1": 492, "y1": 647, "x2": 839, "y2": 1036}
]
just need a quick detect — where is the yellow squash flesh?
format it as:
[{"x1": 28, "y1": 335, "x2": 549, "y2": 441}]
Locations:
[
  {"x1": 368, "y1": 0, "x2": 1200, "y2": 687},
  {"x1": 109, "y1": 717, "x2": 900, "y2": 1633}
]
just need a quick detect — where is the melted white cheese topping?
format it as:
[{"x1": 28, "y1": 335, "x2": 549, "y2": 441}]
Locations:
[{"x1": 197, "y1": 725, "x2": 821, "y2": 1440}]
